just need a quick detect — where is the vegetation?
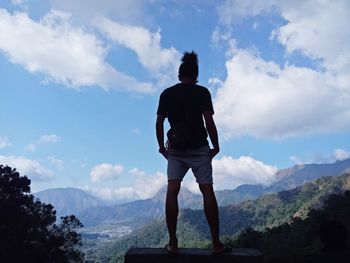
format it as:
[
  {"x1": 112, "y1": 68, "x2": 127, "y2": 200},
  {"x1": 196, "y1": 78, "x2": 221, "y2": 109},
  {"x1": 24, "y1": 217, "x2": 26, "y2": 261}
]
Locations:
[
  {"x1": 230, "y1": 190, "x2": 350, "y2": 262},
  {"x1": 97, "y1": 173, "x2": 350, "y2": 263},
  {"x1": 0, "y1": 165, "x2": 84, "y2": 263}
]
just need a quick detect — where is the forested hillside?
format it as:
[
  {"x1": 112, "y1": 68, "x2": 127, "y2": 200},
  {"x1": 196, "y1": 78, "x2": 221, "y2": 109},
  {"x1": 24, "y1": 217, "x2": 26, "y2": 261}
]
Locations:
[{"x1": 93, "y1": 173, "x2": 350, "y2": 263}]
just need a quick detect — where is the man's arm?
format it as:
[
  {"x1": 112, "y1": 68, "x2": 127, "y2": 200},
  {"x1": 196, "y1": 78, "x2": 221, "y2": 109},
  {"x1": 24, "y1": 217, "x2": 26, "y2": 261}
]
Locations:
[
  {"x1": 203, "y1": 111, "x2": 220, "y2": 158},
  {"x1": 156, "y1": 114, "x2": 167, "y2": 159}
]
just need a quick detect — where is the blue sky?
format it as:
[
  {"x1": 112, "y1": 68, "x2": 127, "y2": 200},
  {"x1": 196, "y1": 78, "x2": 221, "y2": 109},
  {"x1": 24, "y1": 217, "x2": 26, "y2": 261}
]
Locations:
[{"x1": 1, "y1": 0, "x2": 349, "y2": 202}]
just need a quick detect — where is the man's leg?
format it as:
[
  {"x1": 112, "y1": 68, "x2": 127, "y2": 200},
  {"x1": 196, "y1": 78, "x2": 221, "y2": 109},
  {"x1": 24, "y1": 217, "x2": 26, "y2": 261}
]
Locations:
[
  {"x1": 166, "y1": 180, "x2": 181, "y2": 250},
  {"x1": 199, "y1": 183, "x2": 224, "y2": 251}
]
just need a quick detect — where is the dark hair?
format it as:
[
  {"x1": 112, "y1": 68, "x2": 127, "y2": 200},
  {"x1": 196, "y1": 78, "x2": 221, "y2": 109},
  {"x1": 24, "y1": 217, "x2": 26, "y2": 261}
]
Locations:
[{"x1": 178, "y1": 51, "x2": 198, "y2": 80}]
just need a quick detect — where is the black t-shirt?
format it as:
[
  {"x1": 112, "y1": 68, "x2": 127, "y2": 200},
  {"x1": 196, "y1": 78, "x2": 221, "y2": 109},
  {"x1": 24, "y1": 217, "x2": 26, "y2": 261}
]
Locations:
[{"x1": 157, "y1": 83, "x2": 214, "y2": 149}]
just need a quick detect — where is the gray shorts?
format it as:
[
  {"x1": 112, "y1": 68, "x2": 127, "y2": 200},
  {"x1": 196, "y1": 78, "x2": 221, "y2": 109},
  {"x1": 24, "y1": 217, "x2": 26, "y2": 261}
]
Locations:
[{"x1": 167, "y1": 146, "x2": 213, "y2": 184}]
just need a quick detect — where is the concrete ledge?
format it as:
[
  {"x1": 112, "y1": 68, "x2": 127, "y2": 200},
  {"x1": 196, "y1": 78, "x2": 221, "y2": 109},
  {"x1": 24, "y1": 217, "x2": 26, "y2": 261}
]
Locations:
[{"x1": 125, "y1": 247, "x2": 263, "y2": 263}]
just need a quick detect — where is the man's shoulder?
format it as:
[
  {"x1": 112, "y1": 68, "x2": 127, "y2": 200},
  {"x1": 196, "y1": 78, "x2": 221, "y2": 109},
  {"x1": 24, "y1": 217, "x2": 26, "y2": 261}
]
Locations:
[
  {"x1": 195, "y1": 84, "x2": 211, "y2": 96},
  {"x1": 195, "y1": 84, "x2": 210, "y2": 91},
  {"x1": 161, "y1": 83, "x2": 210, "y2": 97},
  {"x1": 161, "y1": 83, "x2": 181, "y2": 95}
]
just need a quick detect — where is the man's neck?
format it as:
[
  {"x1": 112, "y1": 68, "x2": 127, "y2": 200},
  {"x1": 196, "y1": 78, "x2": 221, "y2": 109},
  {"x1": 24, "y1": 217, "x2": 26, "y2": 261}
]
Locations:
[{"x1": 181, "y1": 79, "x2": 197, "y2": 84}]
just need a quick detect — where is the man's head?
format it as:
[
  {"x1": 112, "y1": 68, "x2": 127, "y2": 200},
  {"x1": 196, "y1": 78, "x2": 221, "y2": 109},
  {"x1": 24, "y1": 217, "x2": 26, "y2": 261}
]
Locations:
[{"x1": 178, "y1": 51, "x2": 198, "y2": 83}]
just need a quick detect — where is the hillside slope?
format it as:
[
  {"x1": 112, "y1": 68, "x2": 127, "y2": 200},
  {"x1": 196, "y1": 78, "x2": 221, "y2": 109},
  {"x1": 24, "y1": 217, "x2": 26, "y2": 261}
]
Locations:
[{"x1": 98, "y1": 172, "x2": 350, "y2": 263}]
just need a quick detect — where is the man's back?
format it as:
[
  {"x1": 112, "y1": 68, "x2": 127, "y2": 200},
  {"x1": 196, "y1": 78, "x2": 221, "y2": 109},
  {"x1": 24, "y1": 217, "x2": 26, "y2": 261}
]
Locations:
[{"x1": 157, "y1": 83, "x2": 214, "y2": 149}]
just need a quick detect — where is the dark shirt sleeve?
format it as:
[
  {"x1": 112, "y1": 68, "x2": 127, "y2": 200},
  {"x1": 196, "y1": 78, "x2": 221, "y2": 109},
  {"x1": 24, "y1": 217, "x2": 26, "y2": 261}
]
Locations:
[
  {"x1": 201, "y1": 88, "x2": 214, "y2": 114},
  {"x1": 156, "y1": 91, "x2": 168, "y2": 117}
]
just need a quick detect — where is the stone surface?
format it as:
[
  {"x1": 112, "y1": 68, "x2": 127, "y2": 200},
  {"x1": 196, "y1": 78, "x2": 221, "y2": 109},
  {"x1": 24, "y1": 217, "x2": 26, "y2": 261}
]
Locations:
[{"x1": 124, "y1": 247, "x2": 263, "y2": 263}]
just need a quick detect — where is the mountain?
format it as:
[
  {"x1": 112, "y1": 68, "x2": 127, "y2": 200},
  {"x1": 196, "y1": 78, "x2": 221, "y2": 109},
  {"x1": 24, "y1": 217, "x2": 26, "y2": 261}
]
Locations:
[
  {"x1": 77, "y1": 186, "x2": 202, "y2": 227},
  {"x1": 98, "y1": 172, "x2": 350, "y2": 263},
  {"x1": 35, "y1": 159, "x2": 350, "y2": 227},
  {"x1": 35, "y1": 187, "x2": 103, "y2": 217},
  {"x1": 215, "y1": 184, "x2": 265, "y2": 206},
  {"x1": 267, "y1": 158, "x2": 350, "y2": 192},
  {"x1": 216, "y1": 158, "x2": 350, "y2": 205}
]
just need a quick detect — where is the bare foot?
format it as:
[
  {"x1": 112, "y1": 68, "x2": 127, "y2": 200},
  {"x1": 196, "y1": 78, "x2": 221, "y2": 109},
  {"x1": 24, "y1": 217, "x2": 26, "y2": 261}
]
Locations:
[
  {"x1": 165, "y1": 238, "x2": 178, "y2": 254},
  {"x1": 212, "y1": 243, "x2": 232, "y2": 255}
]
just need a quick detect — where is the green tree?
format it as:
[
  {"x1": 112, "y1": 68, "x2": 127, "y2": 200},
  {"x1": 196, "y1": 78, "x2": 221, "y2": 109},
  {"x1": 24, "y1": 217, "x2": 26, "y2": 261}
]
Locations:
[{"x1": 0, "y1": 165, "x2": 84, "y2": 263}]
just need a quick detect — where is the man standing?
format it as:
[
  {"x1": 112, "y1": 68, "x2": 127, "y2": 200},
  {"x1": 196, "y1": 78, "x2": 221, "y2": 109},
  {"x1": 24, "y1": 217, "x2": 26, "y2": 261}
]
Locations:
[{"x1": 156, "y1": 51, "x2": 228, "y2": 255}]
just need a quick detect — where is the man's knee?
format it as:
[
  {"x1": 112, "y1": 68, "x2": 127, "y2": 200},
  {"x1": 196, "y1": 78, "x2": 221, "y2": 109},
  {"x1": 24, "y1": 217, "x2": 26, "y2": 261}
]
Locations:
[
  {"x1": 199, "y1": 183, "x2": 214, "y2": 195},
  {"x1": 167, "y1": 180, "x2": 181, "y2": 194}
]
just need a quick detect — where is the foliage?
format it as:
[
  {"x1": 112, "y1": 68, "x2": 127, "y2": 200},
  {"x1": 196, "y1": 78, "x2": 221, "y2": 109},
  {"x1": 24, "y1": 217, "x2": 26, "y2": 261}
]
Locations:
[
  {"x1": 92, "y1": 173, "x2": 350, "y2": 262},
  {"x1": 231, "y1": 190, "x2": 350, "y2": 261},
  {"x1": 0, "y1": 165, "x2": 84, "y2": 263}
]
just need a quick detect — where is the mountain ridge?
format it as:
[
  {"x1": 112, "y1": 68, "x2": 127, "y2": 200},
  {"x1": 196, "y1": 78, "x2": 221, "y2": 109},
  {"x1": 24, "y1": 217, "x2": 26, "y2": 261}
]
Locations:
[
  {"x1": 95, "y1": 172, "x2": 350, "y2": 263},
  {"x1": 35, "y1": 187, "x2": 103, "y2": 217},
  {"x1": 36, "y1": 158, "x2": 350, "y2": 226}
]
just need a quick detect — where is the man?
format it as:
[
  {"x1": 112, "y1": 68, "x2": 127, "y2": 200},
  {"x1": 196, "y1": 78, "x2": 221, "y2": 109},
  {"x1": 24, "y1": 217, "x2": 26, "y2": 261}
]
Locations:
[{"x1": 156, "y1": 51, "x2": 229, "y2": 255}]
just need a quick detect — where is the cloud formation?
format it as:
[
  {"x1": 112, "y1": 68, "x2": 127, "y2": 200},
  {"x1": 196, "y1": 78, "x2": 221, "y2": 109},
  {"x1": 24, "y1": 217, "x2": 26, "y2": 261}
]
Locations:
[
  {"x1": 25, "y1": 134, "x2": 61, "y2": 152},
  {"x1": 213, "y1": 1, "x2": 350, "y2": 139},
  {"x1": 290, "y1": 148, "x2": 350, "y2": 165},
  {"x1": 128, "y1": 168, "x2": 166, "y2": 199},
  {"x1": 48, "y1": 156, "x2": 64, "y2": 170},
  {"x1": 50, "y1": 0, "x2": 149, "y2": 24},
  {"x1": 90, "y1": 163, "x2": 124, "y2": 182},
  {"x1": 0, "y1": 136, "x2": 11, "y2": 149},
  {"x1": 0, "y1": 155, "x2": 53, "y2": 180},
  {"x1": 214, "y1": 43, "x2": 350, "y2": 139},
  {"x1": 212, "y1": 155, "x2": 278, "y2": 190},
  {"x1": 89, "y1": 187, "x2": 140, "y2": 202},
  {"x1": 334, "y1": 149, "x2": 350, "y2": 161},
  {"x1": 38, "y1": 134, "x2": 61, "y2": 143},
  {"x1": 95, "y1": 16, "x2": 180, "y2": 86},
  {"x1": 89, "y1": 168, "x2": 166, "y2": 201},
  {"x1": 181, "y1": 155, "x2": 277, "y2": 193},
  {"x1": 0, "y1": 9, "x2": 153, "y2": 93}
]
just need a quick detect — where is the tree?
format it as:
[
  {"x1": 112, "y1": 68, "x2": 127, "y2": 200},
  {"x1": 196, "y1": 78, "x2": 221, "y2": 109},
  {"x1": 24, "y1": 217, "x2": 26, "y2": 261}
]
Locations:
[{"x1": 0, "y1": 165, "x2": 84, "y2": 263}]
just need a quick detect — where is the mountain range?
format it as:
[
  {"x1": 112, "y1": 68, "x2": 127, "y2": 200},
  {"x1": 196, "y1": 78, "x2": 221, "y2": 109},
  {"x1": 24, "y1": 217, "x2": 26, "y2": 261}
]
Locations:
[
  {"x1": 95, "y1": 172, "x2": 350, "y2": 263},
  {"x1": 35, "y1": 158, "x2": 350, "y2": 226},
  {"x1": 35, "y1": 187, "x2": 102, "y2": 217}
]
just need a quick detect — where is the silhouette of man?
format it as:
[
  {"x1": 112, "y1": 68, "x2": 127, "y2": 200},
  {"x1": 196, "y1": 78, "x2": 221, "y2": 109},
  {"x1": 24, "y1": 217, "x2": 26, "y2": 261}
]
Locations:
[{"x1": 156, "y1": 51, "x2": 227, "y2": 254}]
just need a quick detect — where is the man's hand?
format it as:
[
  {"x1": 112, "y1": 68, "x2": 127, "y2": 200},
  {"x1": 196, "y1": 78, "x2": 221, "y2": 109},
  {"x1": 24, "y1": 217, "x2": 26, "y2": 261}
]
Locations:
[
  {"x1": 159, "y1": 148, "x2": 168, "y2": 160},
  {"x1": 210, "y1": 147, "x2": 219, "y2": 159}
]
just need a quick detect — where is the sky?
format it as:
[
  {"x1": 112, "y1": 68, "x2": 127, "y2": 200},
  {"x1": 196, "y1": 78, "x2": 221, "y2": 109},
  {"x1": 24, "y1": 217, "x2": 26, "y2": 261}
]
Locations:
[{"x1": 1, "y1": 0, "x2": 350, "y2": 202}]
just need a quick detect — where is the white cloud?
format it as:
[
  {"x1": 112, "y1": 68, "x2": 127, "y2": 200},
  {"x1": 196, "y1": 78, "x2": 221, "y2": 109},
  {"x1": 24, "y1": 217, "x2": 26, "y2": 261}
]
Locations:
[
  {"x1": 25, "y1": 134, "x2": 61, "y2": 152},
  {"x1": 39, "y1": 134, "x2": 61, "y2": 143},
  {"x1": 334, "y1": 149, "x2": 350, "y2": 161},
  {"x1": 88, "y1": 168, "x2": 166, "y2": 201},
  {"x1": 290, "y1": 148, "x2": 350, "y2": 165},
  {"x1": 89, "y1": 187, "x2": 140, "y2": 202},
  {"x1": 24, "y1": 143, "x2": 36, "y2": 152},
  {"x1": 48, "y1": 156, "x2": 64, "y2": 170},
  {"x1": 50, "y1": 0, "x2": 150, "y2": 24},
  {"x1": 212, "y1": 155, "x2": 278, "y2": 190},
  {"x1": 95, "y1": 16, "x2": 180, "y2": 86},
  {"x1": 214, "y1": 0, "x2": 350, "y2": 139},
  {"x1": 0, "y1": 136, "x2": 11, "y2": 149},
  {"x1": 269, "y1": 0, "x2": 350, "y2": 75},
  {"x1": 213, "y1": 42, "x2": 350, "y2": 139},
  {"x1": 289, "y1": 155, "x2": 302, "y2": 165},
  {"x1": 0, "y1": 9, "x2": 153, "y2": 93},
  {"x1": 0, "y1": 155, "x2": 53, "y2": 180},
  {"x1": 128, "y1": 168, "x2": 166, "y2": 199},
  {"x1": 132, "y1": 128, "x2": 141, "y2": 135},
  {"x1": 11, "y1": 0, "x2": 26, "y2": 6},
  {"x1": 219, "y1": 0, "x2": 350, "y2": 72},
  {"x1": 90, "y1": 163, "x2": 124, "y2": 182},
  {"x1": 211, "y1": 27, "x2": 231, "y2": 47}
]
